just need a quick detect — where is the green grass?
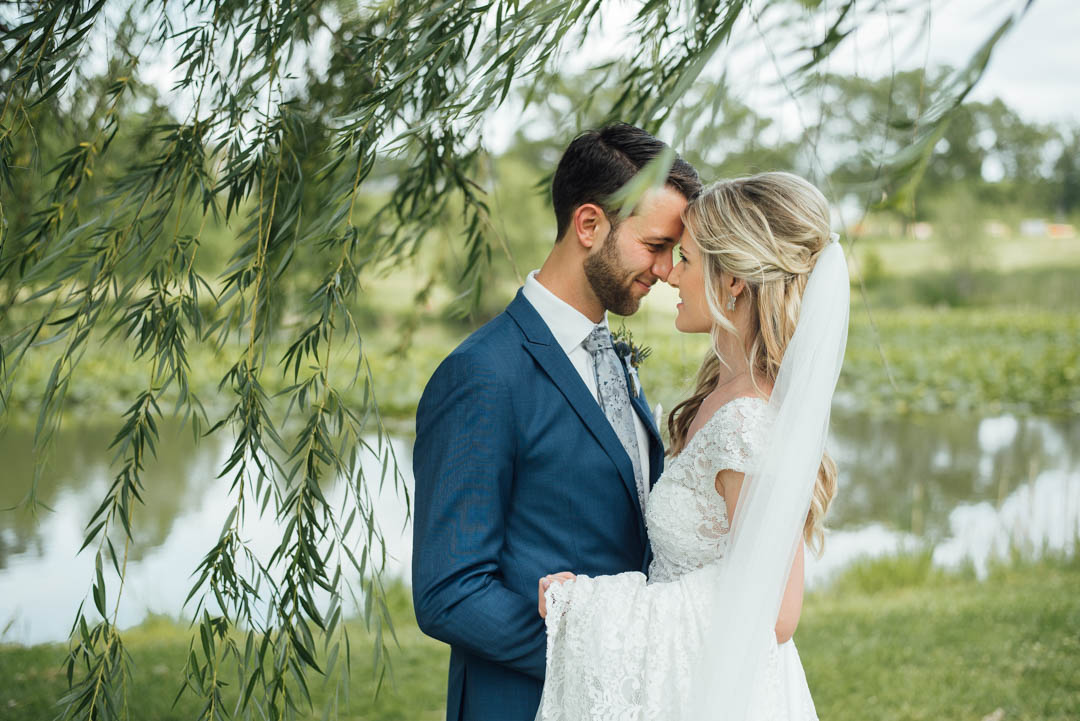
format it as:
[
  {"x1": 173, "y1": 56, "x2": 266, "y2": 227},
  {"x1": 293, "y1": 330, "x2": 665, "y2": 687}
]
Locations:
[
  {"x1": 847, "y1": 233, "x2": 1080, "y2": 280},
  {"x1": 801, "y1": 555, "x2": 1080, "y2": 721},
  {"x1": 0, "y1": 586, "x2": 450, "y2": 721},
  {"x1": 821, "y1": 548, "x2": 960, "y2": 596},
  {"x1": 2, "y1": 560, "x2": 1077, "y2": 720},
  {"x1": 623, "y1": 303, "x2": 1080, "y2": 419},
  {"x1": 4, "y1": 234, "x2": 1079, "y2": 428},
  {"x1": 4, "y1": 302, "x2": 1078, "y2": 433},
  {"x1": 839, "y1": 307, "x2": 1080, "y2": 415},
  {"x1": 854, "y1": 265, "x2": 1080, "y2": 310}
]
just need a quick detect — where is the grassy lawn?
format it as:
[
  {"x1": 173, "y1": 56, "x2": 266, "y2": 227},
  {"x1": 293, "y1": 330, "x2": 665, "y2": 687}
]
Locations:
[
  {"x1": 802, "y1": 555, "x2": 1080, "y2": 721},
  {"x1": 2, "y1": 559, "x2": 1076, "y2": 720},
  {"x1": 846, "y1": 233, "x2": 1080, "y2": 278},
  {"x1": 4, "y1": 295, "x2": 1079, "y2": 433},
  {"x1": 837, "y1": 307, "x2": 1080, "y2": 415},
  {"x1": 0, "y1": 585, "x2": 451, "y2": 721}
]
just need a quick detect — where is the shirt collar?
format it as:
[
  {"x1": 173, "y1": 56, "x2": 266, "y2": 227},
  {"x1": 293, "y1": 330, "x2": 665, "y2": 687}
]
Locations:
[{"x1": 522, "y1": 270, "x2": 607, "y2": 355}]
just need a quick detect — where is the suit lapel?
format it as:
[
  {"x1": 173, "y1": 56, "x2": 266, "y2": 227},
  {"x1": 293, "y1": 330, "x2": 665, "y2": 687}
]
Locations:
[{"x1": 507, "y1": 292, "x2": 644, "y2": 526}]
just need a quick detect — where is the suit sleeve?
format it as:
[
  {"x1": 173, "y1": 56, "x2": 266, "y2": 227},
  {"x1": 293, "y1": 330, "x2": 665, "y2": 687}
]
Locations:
[{"x1": 411, "y1": 351, "x2": 547, "y2": 679}]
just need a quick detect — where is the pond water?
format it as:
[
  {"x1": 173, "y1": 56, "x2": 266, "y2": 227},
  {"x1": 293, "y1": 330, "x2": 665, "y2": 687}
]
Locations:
[{"x1": 1, "y1": 409, "x2": 1078, "y2": 645}]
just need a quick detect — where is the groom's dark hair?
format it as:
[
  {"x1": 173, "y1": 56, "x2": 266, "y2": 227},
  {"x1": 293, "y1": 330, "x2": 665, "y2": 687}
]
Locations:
[{"x1": 551, "y1": 123, "x2": 701, "y2": 242}]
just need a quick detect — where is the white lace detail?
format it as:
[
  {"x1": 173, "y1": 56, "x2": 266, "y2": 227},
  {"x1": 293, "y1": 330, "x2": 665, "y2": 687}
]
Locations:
[
  {"x1": 540, "y1": 397, "x2": 818, "y2": 721},
  {"x1": 543, "y1": 570, "x2": 700, "y2": 720},
  {"x1": 646, "y1": 396, "x2": 767, "y2": 584}
]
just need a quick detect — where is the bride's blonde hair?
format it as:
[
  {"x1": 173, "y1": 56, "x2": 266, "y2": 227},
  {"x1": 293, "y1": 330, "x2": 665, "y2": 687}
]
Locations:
[{"x1": 666, "y1": 171, "x2": 838, "y2": 555}]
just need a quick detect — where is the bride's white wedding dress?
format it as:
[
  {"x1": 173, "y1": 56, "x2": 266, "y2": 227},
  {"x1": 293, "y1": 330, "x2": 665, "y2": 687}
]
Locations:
[{"x1": 540, "y1": 397, "x2": 819, "y2": 721}]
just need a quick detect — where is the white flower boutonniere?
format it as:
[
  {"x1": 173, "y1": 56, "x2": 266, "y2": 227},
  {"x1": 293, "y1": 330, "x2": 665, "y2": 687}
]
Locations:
[{"x1": 611, "y1": 325, "x2": 652, "y2": 399}]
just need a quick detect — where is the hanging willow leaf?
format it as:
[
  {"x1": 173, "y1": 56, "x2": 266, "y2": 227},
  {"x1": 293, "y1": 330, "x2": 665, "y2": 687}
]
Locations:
[
  {"x1": 875, "y1": 6, "x2": 1031, "y2": 211},
  {"x1": 608, "y1": 146, "x2": 677, "y2": 220}
]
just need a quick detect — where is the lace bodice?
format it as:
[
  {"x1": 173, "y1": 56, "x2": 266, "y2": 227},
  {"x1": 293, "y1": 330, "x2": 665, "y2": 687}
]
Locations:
[{"x1": 646, "y1": 396, "x2": 769, "y2": 583}]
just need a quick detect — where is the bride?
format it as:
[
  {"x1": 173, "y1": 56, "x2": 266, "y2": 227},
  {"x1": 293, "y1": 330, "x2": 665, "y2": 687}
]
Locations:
[{"x1": 535, "y1": 171, "x2": 849, "y2": 721}]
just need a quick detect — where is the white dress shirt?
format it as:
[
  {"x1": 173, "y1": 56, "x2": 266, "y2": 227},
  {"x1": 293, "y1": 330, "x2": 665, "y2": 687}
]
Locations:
[{"x1": 521, "y1": 271, "x2": 651, "y2": 501}]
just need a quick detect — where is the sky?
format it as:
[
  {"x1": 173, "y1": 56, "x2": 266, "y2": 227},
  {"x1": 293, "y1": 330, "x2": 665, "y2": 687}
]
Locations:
[
  {"x1": 904, "y1": 0, "x2": 1080, "y2": 125},
  {"x1": 810, "y1": 0, "x2": 1080, "y2": 125}
]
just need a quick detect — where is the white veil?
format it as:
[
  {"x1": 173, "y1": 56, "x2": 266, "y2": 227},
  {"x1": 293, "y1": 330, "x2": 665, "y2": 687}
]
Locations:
[{"x1": 687, "y1": 237, "x2": 850, "y2": 719}]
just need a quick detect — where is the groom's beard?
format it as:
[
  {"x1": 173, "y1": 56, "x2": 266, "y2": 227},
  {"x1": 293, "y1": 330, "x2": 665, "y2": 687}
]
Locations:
[{"x1": 584, "y1": 226, "x2": 643, "y2": 316}]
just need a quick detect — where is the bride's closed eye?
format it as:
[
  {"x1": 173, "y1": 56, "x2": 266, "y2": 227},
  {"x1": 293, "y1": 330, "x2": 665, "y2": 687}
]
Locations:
[{"x1": 678, "y1": 248, "x2": 688, "y2": 263}]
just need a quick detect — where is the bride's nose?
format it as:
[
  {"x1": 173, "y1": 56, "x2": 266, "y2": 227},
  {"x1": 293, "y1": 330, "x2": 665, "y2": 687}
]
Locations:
[{"x1": 667, "y1": 262, "x2": 682, "y2": 287}]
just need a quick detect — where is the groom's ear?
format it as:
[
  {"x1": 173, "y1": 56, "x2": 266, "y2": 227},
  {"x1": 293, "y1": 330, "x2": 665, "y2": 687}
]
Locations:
[{"x1": 571, "y1": 203, "x2": 609, "y2": 250}]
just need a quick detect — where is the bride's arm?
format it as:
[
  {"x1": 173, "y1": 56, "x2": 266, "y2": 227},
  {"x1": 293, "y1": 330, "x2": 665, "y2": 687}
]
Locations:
[
  {"x1": 716, "y1": 469, "x2": 805, "y2": 644},
  {"x1": 775, "y1": 543, "x2": 804, "y2": 644}
]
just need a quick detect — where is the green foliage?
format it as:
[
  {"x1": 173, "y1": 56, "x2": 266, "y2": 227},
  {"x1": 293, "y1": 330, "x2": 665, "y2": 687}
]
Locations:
[
  {"x1": 824, "y1": 548, "x2": 963, "y2": 595},
  {"x1": 5, "y1": 301, "x2": 1078, "y2": 430},
  {"x1": 820, "y1": 65, "x2": 1067, "y2": 221},
  {"x1": 857, "y1": 248, "x2": 886, "y2": 290},
  {"x1": 841, "y1": 307, "x2": 1080, "y2": 416},
  {"x1": 1054, "y1": 129, "x2": 1080, "y2": 215}
]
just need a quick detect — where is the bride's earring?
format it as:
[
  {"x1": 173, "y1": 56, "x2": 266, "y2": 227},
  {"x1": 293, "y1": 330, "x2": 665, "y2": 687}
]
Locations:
[{"x1": 726, "y1": 294, "x2": 736, "y2": 312}]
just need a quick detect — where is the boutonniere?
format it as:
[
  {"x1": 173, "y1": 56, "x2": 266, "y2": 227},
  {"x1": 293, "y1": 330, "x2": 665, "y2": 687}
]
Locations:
[{"x1": 611, "y1": 324, "x2": 651, "y2": 398}]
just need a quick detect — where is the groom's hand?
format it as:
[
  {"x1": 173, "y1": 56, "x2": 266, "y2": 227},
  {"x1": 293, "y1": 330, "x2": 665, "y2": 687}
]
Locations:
[{"x1": 537, "y1": 572, "x2": 577, "y2": 619}]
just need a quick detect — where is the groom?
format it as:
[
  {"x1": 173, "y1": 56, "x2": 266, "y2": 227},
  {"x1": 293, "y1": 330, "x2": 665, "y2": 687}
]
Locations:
[{"x1": 412, "y1": 123, "x2": 701, "y2": 721}]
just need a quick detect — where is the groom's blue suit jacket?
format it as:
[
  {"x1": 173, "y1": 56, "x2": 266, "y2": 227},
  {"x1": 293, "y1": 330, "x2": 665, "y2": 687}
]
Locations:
[{"x1": 412, "y1": 290, "x2": 665, "y2": 721}]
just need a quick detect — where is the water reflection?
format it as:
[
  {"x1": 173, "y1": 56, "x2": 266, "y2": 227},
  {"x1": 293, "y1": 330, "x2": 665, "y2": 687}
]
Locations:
[
  {"x1": 0, "y1": 424, "x2": 219, "y2": 568},
  {"x1": 0, "y1": 424, "x2": 414, "y2": 645},
  {"x1": 933, "y1": 468, "x2": 1080, "y2": 578},
  {"x1": 804, "y1": 410, "x2": 1080, "y2": 586},
  {"x1": 1, "y1": 409, "x2": 1078, "y2": 644},
  {"x1": 827, "y1": 411, "x2": 1078, "y2": 541}
]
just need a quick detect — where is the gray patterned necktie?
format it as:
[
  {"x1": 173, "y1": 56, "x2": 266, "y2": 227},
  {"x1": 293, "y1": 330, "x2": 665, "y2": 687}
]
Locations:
[{"x1": 582, "y1": 325, "x2": 646, "y2": 510}]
